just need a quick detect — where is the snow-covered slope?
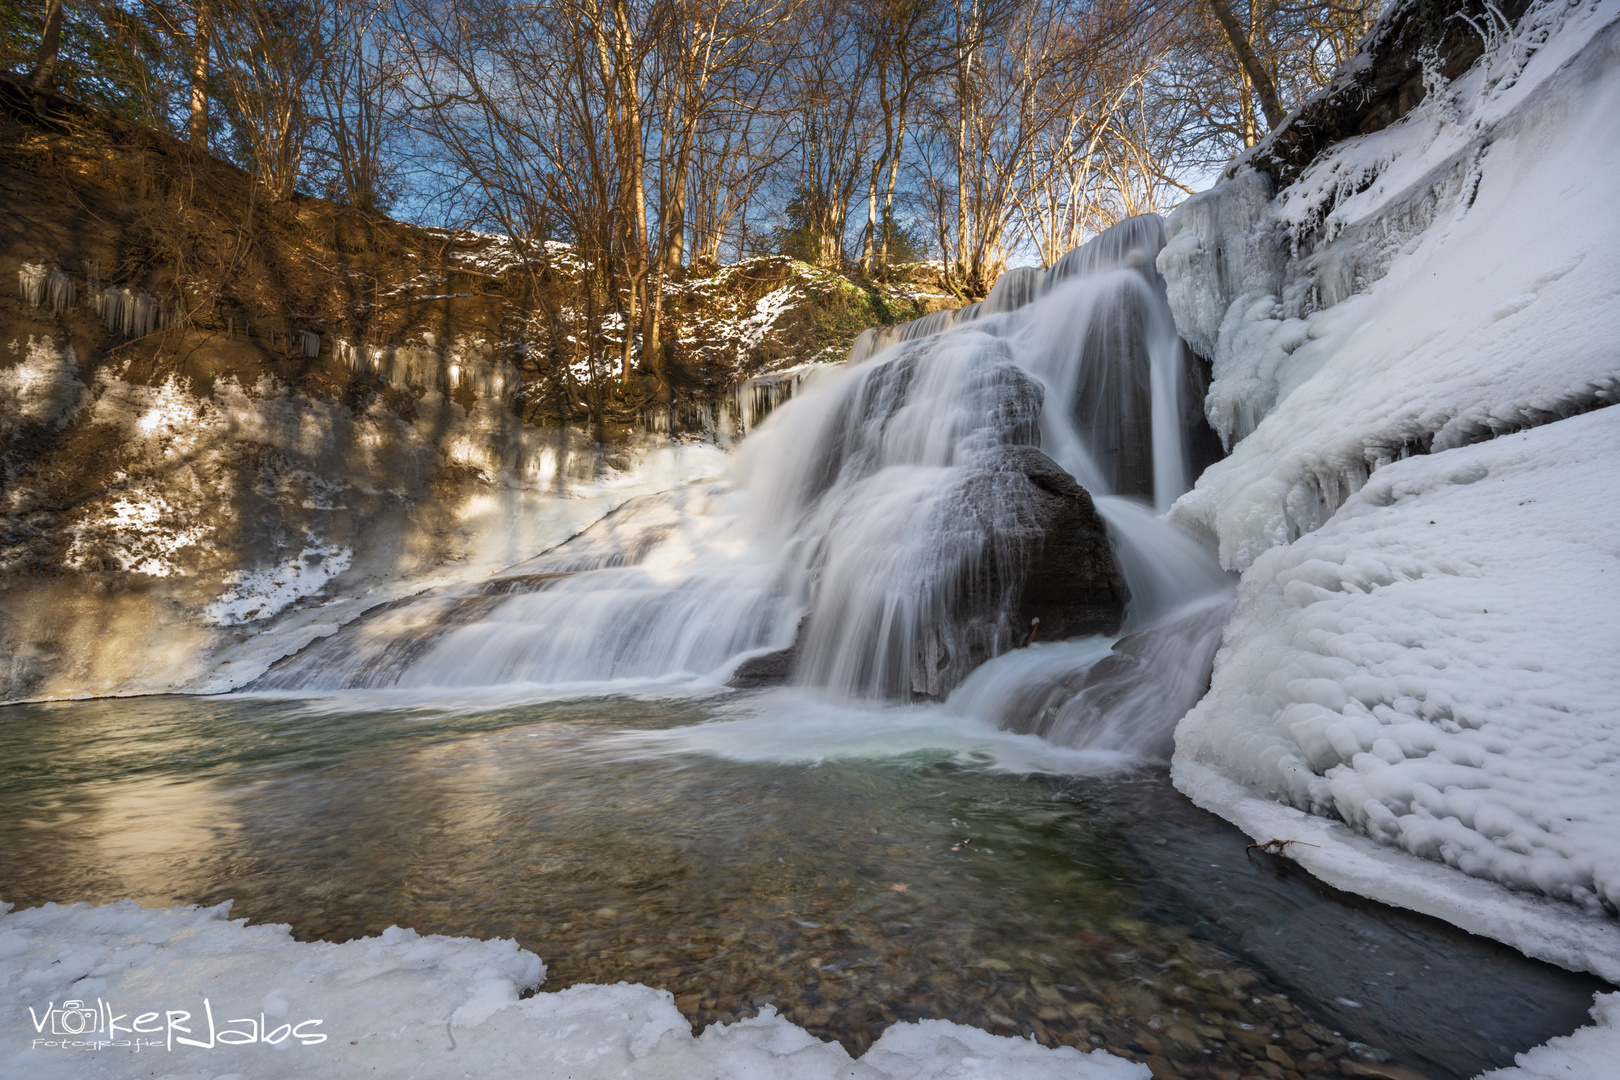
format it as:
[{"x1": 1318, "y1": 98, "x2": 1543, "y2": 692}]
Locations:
[
  {"x1": 1160, "y1": 0, "x2": 1620, "y2": 979},
  {"x1": 1176, "y1": 409, "x2": 1620, "y2": 977},
  {"x1": 0, "y1": 899, "x2": 1145, "y2": 1080},
  {"x1": 1162, "y1": 0, "x2": 1620, "y2": 572}
]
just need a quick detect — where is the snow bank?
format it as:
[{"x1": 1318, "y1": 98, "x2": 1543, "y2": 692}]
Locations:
[
  {"x1": 1479, "y1": 993, "x2": 1620, "y2": 1079},
  {"x1": 1155, "y1": 0, "x2": 1620, "y2": 971},
  {"x1": 1161, "y1": 0, "x2": 1620, "y2": 571},
  {"x1": 0, "y1": 899, "x2": 1146, "y2": 1080},
  {"x1": 1175, "y1": 406, "x2": 1620, "y2": 978}
]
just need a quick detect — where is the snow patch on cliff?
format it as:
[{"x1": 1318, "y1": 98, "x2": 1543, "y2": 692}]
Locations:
[
  {"x1": 0, "y1": 336, "x2": 85, "y2": 430},
  {"x1": 207, "y1": 544, "x2": 355, "y2": 626}
]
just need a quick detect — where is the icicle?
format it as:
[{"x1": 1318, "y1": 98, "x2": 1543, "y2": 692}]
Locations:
[
  {"x1": 47, "y1": 271, "x2": 75, "y2": 315},
  {"x1": 301, "y1": 331, "x2": 321, "y2": 358},
  {"x1": 93, "y1": 286, "x2": 162, "y2": 337},
  {"x1": 18, "y1": 263, "x2": 47, "y2": 307}
]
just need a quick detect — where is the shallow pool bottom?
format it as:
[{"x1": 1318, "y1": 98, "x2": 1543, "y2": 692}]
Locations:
[{"x1": 0, "y1": 690, "x2": 1605, "y2": 1079}]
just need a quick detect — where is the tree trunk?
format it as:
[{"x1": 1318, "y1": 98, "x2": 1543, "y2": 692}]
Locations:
[
  {"x1": 190, "y1": 2, "x2": 211, "y2": 149},
  {"x1": 879, "y1": 111, "x2": 906, "y2": 265},
  {"x1": 1208, "y1": 0, "x2": 1284, "y2": 129},
  {"x1": 29, "y1": 0, "x2": 66, "y2": 91}
]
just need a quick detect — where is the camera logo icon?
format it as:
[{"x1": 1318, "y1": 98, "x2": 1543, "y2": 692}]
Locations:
[{"x1": 50, "y1": 1001, "x2": 103, "y2": 1036}]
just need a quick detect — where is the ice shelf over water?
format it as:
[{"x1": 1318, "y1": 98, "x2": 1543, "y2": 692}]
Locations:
[
  {"x1": 1177, "y1": 408, "x2": 1620, "y2": 978},
  {"x1": 0, "y1": 900, "x2": 1147, "y2": 1080},
  {"x1": 1162, "y1": 0, "x2": 1620, "y2": 983}
]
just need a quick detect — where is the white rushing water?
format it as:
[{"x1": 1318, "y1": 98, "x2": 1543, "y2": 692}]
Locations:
[{"x1": 257, "y1": 217, "x2": 1232, "y2": 757}]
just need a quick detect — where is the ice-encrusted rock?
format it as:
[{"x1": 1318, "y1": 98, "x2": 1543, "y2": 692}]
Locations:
[{"x1": 1161, "y1": 0, "x2": 1620, "y2": 571}]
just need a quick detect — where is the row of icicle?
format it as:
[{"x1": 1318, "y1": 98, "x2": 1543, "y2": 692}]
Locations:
[
  {"x1": 19, "y1": 261, "x2": 179, "y2": 339},
  {"x1": 16, "y1": 262, "x2": 320, "y2": 358}
]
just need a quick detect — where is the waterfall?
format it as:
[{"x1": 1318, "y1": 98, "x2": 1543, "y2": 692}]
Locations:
[{"x1": 255, "y1": 216, "x2": 1232, "y2": 757}]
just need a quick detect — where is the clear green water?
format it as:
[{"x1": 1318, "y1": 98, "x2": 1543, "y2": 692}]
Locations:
[{"x1": 0, "y1": 691, "x2": 1604, "y2": 1078}]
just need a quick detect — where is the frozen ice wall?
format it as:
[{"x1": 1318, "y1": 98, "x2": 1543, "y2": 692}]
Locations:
[
  {"x1": 1159, "y1": 0, "x2": 1620, "y2": 977},
  {"x1": 1162, "y1": 0, "x2": 1620, "y2": 571},
  {"x1": 0, "y1": 340, "x2": 728, "y2": 701}
]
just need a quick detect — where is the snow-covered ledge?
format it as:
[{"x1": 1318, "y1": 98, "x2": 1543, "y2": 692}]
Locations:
[{"x1": 1161, "y1": 0, "x2": 1620, "y2": 982}]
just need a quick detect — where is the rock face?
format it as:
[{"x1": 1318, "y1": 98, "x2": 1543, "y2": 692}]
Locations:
[
  {"x1": 1248, "y1": 0, "x2": 1536, "y2": 188},
  {"x1": 957, "y1": 446, "x2": 1129, "y2": 642},
  {"x1": 0, "y1": 348, "x2": 731, "y2": 701}
]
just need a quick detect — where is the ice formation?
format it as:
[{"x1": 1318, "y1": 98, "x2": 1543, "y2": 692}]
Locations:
[
  {"x1": 0, "y1": 899, "x2": 1146, "y2": 1080},
  {"x1": 1161, "y1": 0, "x2": 1620, "y2": 978},
  {"x1": 1161, "y1": 0, "x2": 1620, "y2": 571}
]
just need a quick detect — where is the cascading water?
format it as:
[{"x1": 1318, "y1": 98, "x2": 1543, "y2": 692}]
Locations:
[{"x1": 256, "y1": 216, "x2": 1233, "y2": 758}]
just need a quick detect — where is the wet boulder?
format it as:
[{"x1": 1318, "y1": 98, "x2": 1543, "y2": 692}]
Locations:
[{"x1": 907, "y1": 445, "x2": 1130, "y2": 699}]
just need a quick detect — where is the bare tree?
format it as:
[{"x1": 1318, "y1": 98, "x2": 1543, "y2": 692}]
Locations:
[
  {"x1": 212, "y1": 0, "x2": 326, "y2": 198},
  {"x1": 311, "y1": 0, "x2": 406, "y2": 210},
  {"x1": 28, "y1": 0, "x2": 66, "y2": 90},
  {"x1": 189, "y1": 0, "x2": 210, "y2": 146}
]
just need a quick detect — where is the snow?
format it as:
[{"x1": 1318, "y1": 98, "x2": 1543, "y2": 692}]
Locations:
[
  {"x1": 205, "y1": 544, "x2": 354, "y2": 626},
  {"x1": 0, "y1": 336, "x2": 85, "y2": 430},
  {"x1": 1174, "y1": 405, "x2": 1620, "y2": 978},
  {"x1": 0, "y1": 899, "x2": 1147, "y2": 1080},
  {"x1": 1479, "y1": 993, "x2": 1620, "y2": 1079},
  {"x1": 1161, "y1": 0, "x2": 1620, "y2": 571}
]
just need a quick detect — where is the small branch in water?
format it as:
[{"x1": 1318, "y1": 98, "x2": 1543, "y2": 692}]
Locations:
[{"x1": 1021, "y1": 617, "x2": 1040, "y2": 648}]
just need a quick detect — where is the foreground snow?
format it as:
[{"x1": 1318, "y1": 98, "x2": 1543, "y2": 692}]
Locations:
[
  {"x1": 5, "y1": 898, "x2": 1619, "y2": 1078},
  {"x1": 1480, "y1": 993, "x2": 1620, "y2": 1079},
  {"x1": 0, "y1": 900, "x2": 1146, "y2": 1080}
]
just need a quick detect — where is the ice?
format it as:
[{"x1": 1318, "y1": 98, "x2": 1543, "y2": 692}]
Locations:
[
  {"x1": 1173, "y1": 407, "x2": 1620, "y2": 978},
  {"x1": 1479, "y1": 992, "x2": 1620, "y2": 1079},
  {"x1": 0, "y1": 899, "x2": 1146, "y2": 1080},
  {"x1": 1160, "y1": 0, "x2": 1620, "y2": 571}
]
